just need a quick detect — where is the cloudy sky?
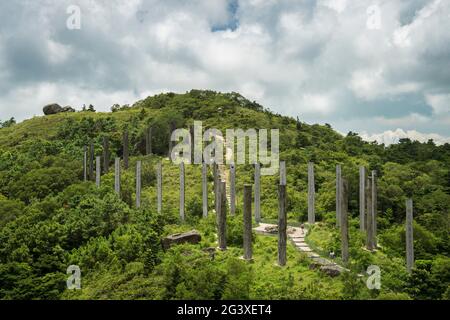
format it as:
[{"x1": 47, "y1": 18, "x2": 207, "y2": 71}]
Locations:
[{"x1": 0, "y1": 0, "x2": 449, "y2": 144}]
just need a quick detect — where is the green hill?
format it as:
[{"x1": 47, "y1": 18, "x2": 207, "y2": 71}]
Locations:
[{"x1": 0, "y1": 89, "x2": 449, "y2": 300}]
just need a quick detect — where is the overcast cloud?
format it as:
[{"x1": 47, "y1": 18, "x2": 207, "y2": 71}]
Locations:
[{"x1": 0, "y1": 0, "x2": 449, "y2": 144}]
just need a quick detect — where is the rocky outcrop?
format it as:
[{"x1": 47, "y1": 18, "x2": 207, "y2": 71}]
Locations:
[
  {"x1": 43, "y1": 104, "x2": 75, "y2": 115},
  {"x1": 162, "y1": 230, "x2": 201, "y2": 250},
  {"x1": 319, "y1": 265, "x2": 342, "y2": 277}
]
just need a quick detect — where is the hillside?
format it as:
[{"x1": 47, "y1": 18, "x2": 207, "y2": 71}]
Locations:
[{"x1": 0, "y1": 89, "x2": 449, "y2": 300}]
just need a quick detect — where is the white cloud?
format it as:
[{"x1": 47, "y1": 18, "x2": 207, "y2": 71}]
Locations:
[
  {"x1": 425, "y1": 93, "x2": 450, "y2": 115},
  {"x1": 361, "y1": 128, "x2": 450, "y2": 145}
]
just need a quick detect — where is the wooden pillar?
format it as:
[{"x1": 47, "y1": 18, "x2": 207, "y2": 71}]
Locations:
[
  {"x1": 308, "y1": 162, "x2": 315, "y2": 224},
  {"x1": 103, "y1": 136, "x2": 109, "y2": 173},
  {"x1": 168, "y1": 122, "x2": 175, "y2": 158},
  {"x1": 336, "y1": 164, "x2": 341, "y2": 227},
  {"x1": 254, "y1": 163, "x2": 261, "y2": 223},
  {"x1": 217, "y1": 181, "x2": 227, "y2": 250},
  {"x1": 89, "y1": 142, "x2": 94, "y2": 181},
  {"x1": 123, "y1": 131, "x2": 129, "y2": 170},
  {"x1": 146, "y1": 126, "x2": 152, "y2": 155},
  {"x1": 114, "y1": 158, "x2": 120, "y2": 197},
  {"x1": 340, "y1": 178, "x2": 349, "y2": 265},
  {"x1": 359, "y1": 166, "x2": 366, "y2": 231},
  {"x1": 190, "y1": 125, "x2": 194, "y2": 164},
  {"x1": 371, "y1": 171, "x2": 378, "y2": 248},
  {"x1": 83, "y1": 145, "x2": 87, "y2": 182},
  {"x1": 280, "y1": 161, "x2": 286, "y2": 186},
  {"x1": 157, "y1": 162, "x2": 162, "y2": 214},
  {"x1": 136, "y1": 161, "x2": 141, "y2": 209},
  {"x1": 179, "y1": 162, "x2": 185, "y2": 221},
  {"x1": 406, "y1": 199, "x2": 414, "y2": 273},
  {"x1": 214, "y1": 163, "x2": 219, "y2": 215},
  {"x1": 95, "y1": 156, "x2": 101, "y2": 188},
  {"x1": 278, "y1": 184, "x2": 287, "y2": 266},
  {"x1": 366, "y1": 177, "x2": 374, "y2": 250},
  {"x1": 230, "y1": 163, "x2": 236, "y2": 216},
  {"x1": 243, "y1": 184, "x2": 253, "y2": 261},
  {"x1": 202, "y1": 161, "x2": 208, "y2": 218}
]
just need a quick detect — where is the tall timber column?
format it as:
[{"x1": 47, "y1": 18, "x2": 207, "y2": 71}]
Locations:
[
  {"x1": 217, "y1": 181, "x2": 227, "y2": 250},
  {"x1": 371, "y1": 170, "x2": 378, "y2": 248},
  {"x1": 179, "y1": 162, "x2": 185, "y2": 221},
  {"x1": 114, "y1": 158, "x2": 121, "y2": 196},
  {"x1": 103, "y1": 136, "x2": 109, "y2": 173},
  {"x1": 95, "y1": 156, "x2": 101, "y2": 188},
  {"x1": 83, "y1": 145, "x2": 87, "y2": 182},
  {"x1": 279, "y1": 161, "x2": 286, "y2": 186},
  {"x1": 136, "y1": 161, "x2": 142, "y2": 209},
  {"x1": 190, "y1": 125, "x2": 195, "y2": 164},
  {"x1": 123, "y1": 131, "x2": 129, "y2": 170},
  {"x1": 243, "y1": 184, "x2": 253, "y2": 261},
  {"x1": 278, "y1": 183, "x2": 287, "y2": 266},
  {"x1": 336, "y1": 164, "x2": 342, "y2": 227},
  {"x1": 254, "y1": 163, "x2": 261, "y2": 223},
  {"x1": 157, "y1": 162, "x2": 162, "y2": 214},
  {"x1": 202, "y1": 161, "x2": 208, "y2": 218},
  {"x1": 89, "y1": 142, "x2": 95, "y2": 181},
  {"x1": 406, "y1": 199, "x2": 414, "y2": 273},
  {"x1": 146, "y1": 126, "x2": 152, "y2": 155},
  {"x1": 308, "y1": 162, "x2": 315, "y2": 224},
  {"x1": 213, "y1": 163, "x2": 218, "y2": 214},
  {"x1": 366, "y1": 177, "x2": 375, "y2": 250},
  {"x1": 340, "y1": 178, "x2": 349, "y2": 265},
  {"x1": 230, "y1": 163, "x2": 236, "y2": 216},
  {"x1": 359, "y1": 166, "x2": 366, "y2": 231}
]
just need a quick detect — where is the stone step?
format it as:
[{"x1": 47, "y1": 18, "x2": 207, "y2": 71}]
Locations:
[{"x1": 297, "y1": 247, "x2": 312, "y2": 252}]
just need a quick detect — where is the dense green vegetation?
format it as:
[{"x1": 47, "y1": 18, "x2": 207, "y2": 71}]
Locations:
[{"x1": 0, "y1": 90, "x2": 448, "y2": 300}]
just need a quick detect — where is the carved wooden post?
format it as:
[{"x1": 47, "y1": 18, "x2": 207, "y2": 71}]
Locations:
[
  {"x1": 406, "y1": 198, "x2": 414, "y2": 273},
  {"x1": 359, "y1": 166, "x2": 366, "y2": 231},
  {"x1": 217, "y1": 181, "x2": 227, "y2": 250},
  {"x1": 123, "y1": 131, "x2": 129, "y2": 169},
  {"x1": 114, "y1": 158, "x2": 120, "y2": 196},
  {"x1": 243, "y1": 184, "x2": 253, "y2": 261},
  {"x1": 372, "y1": 170, "x2": 378, "y2": 248},
  {"x1": 202, "y1": 161, "x2": 208, "y2": 218},
  {"x1": 214, "y1": 163, "x2": 219, "y2": 215},
  {"x1": 146, "y1": 126, "x2": 152, "y2": 155},
  {"x1": 230, "y1": 163, "x2": 236, "y2": 216},
  {"x1": 190, "y1": 125, "x2": 195, "y2": 164},
  {"x1": 308, "y1": 162, "x2": 315, "y2": 224},
  {"x1": 89, "y1": 142, "x2": 94, "y2": 181},
  {"x1": 83, "y1": 145, "x2": 87, "y2": 182},
  {"x1": 95, "y1": 156, "x2": 101, "y2": 188},
  {"x1": 278, "y1": 184, "x2": 287, "y2": 266},
  {"x1": 340, "y1": 178, "x2": 349, "y2": 265},
  {"x1": 280, "y1": 161, "x2": 286, "y2": 186},
  {"x1": 136, "y1": 161, "x2": 141, "y2": 209},
  {"x1": 179, "y1": 162, "x2": 185, "y2": 221},
  {"x1": 103, "y1": 136, "x2": 109, "y2": 173},
  {"x1": 336, "y1": 164, "x2": 341, "y2": 227},
  {"x1": 157, "y1": 162, "x2": 162, "y2": 213},
  {"x1": 254, "y1": 163, "x2": 261, "y2": 223},
  {"x1": 366, "y1": 177, "x2": 374, "y2": 250}
]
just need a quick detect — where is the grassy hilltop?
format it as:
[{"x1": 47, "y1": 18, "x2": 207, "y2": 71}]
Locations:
[{"x1": 0, "y1": 89, "x2": 448, "y2": 300}]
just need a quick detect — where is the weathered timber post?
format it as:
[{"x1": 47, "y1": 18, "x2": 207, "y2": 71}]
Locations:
[
  {"x1": 214, "y1": 163, "x2": 219, "y2": 216},
  {"x1": 371, "y1": 170, "x2": 378, "y2": 248},
  {"x1": 217, "y1": 181, "x2": 227, "y2": 250},
  {"x1": 359, "y1": 166, "x2": 366, "y2": 231},
  {"x1": 146, "y1": 126, "x2": 152, "y2": 155},
  {"x1": 243, "y1": 184, "x2": 253, "y2": 261},
  {"x1": 157, "y1": 162, "x2": 162, "y2": 213},
  {"x1": 95, "y1": 156, "x2": 101, "y2": 188},
  {"x1": 366, "y1": 177, "x2": 375, "y2": 250},
  {"x1": 114, "y1": 158, "x2": 120, "y2": 196},
  {"x1": 168, "y1": 122, "x2": 175, "y2": 158},
  {"x1": 83, "y1": 145, "x2": 87, "y2": 182},
  {"x1": 123, "y1": 131, "x2": 129, "y2": 170},
  {"x1": 136, "y1": 161, "x2": 142, "y2": 209},
  {"x1": 340, "y1": 178, "x2": 349, "y2": 265},
  {"x1": 280, "y1": 161, "x2": 287, "y2": 186},
  {"x1": 230, "y1": 163, "x2": 236, "y2": 216},
  {"x1": 278, "y1": 184, "x2": 287, "y2": 266},
  {"x1": 103, "y1": 136, "x2": 109, "y2": 173},
  {"x1": 202, "y1": 161, "x2": 208, "y2": 218},
  {"x1": 190, "y1": 125, "x2": 195, "y2": 164},
  {"x1": 406, "y1": 198, "x2": 414, "y2": 273},
  {"x1": 89, "y1": 142, "x2": 95, "y2": 181},
  {"x1": 179, "y1": 162, "x2": 185, "y2": 221},
  {"x1": 254, "y1": 163, "x2": 261, "y2": 223},
  {"x1": 336, "y1": 164, "x2": 341, "y2": 227},
  {"x1": 308, "y1": 162, "x2": 315, "y2": 224}
]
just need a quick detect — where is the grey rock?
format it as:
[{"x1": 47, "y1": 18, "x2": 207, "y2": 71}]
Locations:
[
  {"x1": 162, "y1": 230, "x2": 201, "y2": 250},
  {"x1": 43, "y1": 103, "x2": 63, "y2": 115},
  {"x1": 320, "y1": 265, "x2": 342, "y2": 277},
  {"x1": 62, "y1": 106, "x2": 76, "y2": 113}
]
